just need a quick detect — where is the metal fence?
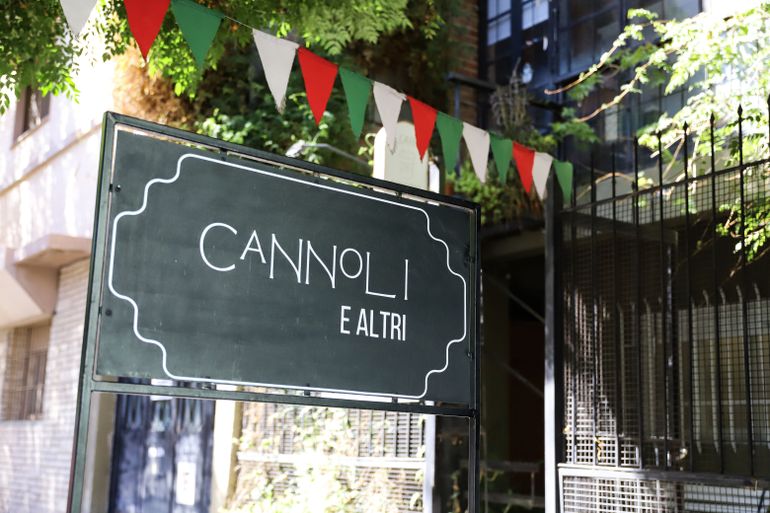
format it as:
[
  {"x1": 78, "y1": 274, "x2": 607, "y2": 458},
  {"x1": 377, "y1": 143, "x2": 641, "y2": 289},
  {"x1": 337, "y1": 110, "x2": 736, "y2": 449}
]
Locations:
[
  {"x1": 231, "y1": 402, "x2": 430, "y2": 512},
  {"x1": 554, "y1": 103, "x2": 770, "y2": 511}
]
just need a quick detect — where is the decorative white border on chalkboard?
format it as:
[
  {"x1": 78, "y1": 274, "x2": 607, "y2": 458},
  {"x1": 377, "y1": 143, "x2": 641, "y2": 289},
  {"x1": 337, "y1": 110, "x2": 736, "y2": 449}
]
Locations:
[{"x1": 107, "y1": 153, "x2": 468, "y2": 400}]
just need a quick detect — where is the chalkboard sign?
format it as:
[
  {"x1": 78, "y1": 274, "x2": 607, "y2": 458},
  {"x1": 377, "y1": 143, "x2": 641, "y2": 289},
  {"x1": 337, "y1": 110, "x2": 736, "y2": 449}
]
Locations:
[{"x1": 89, "y1": 116, "x2": 478, "y2": 405}]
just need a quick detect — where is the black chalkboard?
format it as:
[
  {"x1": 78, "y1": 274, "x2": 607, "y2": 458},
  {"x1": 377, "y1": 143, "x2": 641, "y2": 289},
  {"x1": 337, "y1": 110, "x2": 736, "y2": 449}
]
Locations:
[{"x1": 91, "y1": 117, "x2": 478, "y2": 405}]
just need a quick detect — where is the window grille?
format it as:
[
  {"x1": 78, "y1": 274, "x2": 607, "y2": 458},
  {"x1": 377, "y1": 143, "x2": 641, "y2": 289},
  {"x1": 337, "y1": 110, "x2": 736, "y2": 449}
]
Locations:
[{"x1": 2, "y1": 324, "x2": 50, "y2": 421}]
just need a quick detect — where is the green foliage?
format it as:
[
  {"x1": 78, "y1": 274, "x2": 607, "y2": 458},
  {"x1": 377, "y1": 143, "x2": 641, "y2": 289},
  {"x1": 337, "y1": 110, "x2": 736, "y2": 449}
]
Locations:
[
  {"x1": 191, "y1": 46, "x2": 363, "y2": 172},
  {"x1": 0, "y1": 0, "x2": 416, "y2": 112},
  {"x1": 447, "y1": 161, "x2": 541, "y2": 226},
  {"x1": 556, "y1": 3, "x2": 770, "y2": 263},
  {"x1": 0, "y1": 0, "x2": 83, "y2": 112}
]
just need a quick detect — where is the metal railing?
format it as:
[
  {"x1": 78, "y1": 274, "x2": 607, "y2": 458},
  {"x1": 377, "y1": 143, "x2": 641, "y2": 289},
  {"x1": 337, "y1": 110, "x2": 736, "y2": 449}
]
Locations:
[{"x1": 551, "y1": 100, "x2": 770, "y2": 510}]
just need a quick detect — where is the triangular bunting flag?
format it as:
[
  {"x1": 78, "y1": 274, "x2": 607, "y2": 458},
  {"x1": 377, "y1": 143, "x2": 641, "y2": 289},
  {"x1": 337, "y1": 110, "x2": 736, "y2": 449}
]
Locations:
[
  {"x1": 513, "y1": 142, "x2": 536, "y2": 193},
  {"x1": 172, "y1": 0, "x2": 222, "y2": 69},
  {"x1": 490, "y1": 135, "x2": 512, "y2": 183},
  {"x1": 373, "y1": 82, "x2": 405, "y2": 151},
  {"x1": 339, "y1": 68, "x2": 371, "y2": 138},
  {"x1": 297, "y1": 48, "x2": 339, "y2": 125},
  {"x1": 253, "y1": 30, "x2": 299, "y2": 113},
  {"x1": 436, "y1": 113, "x2": 463, "y2": 173},
  {"x1": 408, "y1": 97, "x2": 437, "y2": 160},
  {"x1": 463, "y1": 122, "x2": 490, "y2": 182},
  {"x1": 124, "y1": 0, "x2": 171, "y2": 60},
  {"x1": 532, "y1": 152, "x2": 554, "y2": 199},
  {"x1": 60, "y1": 0, "x2": 97, "y2": 35},
  {"x1": 554, "y1": 160, "x2": 574, "y2": 204}
]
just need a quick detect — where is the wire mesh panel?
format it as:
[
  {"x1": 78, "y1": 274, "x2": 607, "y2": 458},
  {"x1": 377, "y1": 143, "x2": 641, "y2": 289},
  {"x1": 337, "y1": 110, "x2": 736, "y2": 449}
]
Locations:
[
  {"x1": 232, "y1": 402, "x2": 428, "y2": 512},
  {"x1": 557, "y1": 106, "x2": 770, "y2": 509},
  {"x1": 561, "y1": 471, "x2": 769, "y2": 513}
]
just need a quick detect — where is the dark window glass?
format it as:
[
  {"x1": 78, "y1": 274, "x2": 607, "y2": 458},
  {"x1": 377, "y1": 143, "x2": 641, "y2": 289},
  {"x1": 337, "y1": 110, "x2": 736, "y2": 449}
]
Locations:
[
  {"x1": 13, "y1": 87, "x2": 50, "y2": 140},
  {"x1": 665, "y1": 0, "x2": 699, "y2": 19},
  {"x1": 560, "y1": 0, "x2": 594, "y2": 24},
  {"x1": 595, "y1": 9, "x2": 620, "y2": 59},
  {"x1": 631, "y1": 0, "x2": 699, "y2": 19},
  {"x1": 568, "y1": 19, "x2": 595, "y2": 72}
]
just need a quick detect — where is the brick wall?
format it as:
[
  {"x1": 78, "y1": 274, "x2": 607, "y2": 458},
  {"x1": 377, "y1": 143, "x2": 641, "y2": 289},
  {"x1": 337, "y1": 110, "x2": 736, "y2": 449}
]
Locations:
[
  {"x1": 0, "y1": 259, "x2": 89, "y2": 513},
  {"x1": 449, "y1": 0, "x2": 481, "y2": 124}
]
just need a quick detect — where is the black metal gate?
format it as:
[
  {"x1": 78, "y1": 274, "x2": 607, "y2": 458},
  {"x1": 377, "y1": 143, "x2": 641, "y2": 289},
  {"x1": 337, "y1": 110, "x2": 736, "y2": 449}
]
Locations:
[
  {"x1": 548, "y1": 105, "x2": 770, "y2": 511},
  {"x1": 109, "y1": 393, "x2": 214, "y2": 513}
]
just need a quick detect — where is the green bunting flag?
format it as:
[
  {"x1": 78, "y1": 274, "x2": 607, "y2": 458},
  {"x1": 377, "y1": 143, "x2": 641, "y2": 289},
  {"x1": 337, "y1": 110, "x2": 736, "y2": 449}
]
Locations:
[
  {"x1": 114, "y1": 0, "x2": 565, "y2": 191},
  {"x1": 553, "y1": 160, "x2": 573, "y2": 204},
  {"x1": 172, "y1": 0, "x2": 222, "y2": 69},
  {"x1": 436, "y1": 113, "x2": 463, "y2": 173},
  {"x1": 339, "y1": 68, "x2": 372, "y2": 139},
  {"x1": 490, "y1": 135, "x2": 512, "y2": 183}
]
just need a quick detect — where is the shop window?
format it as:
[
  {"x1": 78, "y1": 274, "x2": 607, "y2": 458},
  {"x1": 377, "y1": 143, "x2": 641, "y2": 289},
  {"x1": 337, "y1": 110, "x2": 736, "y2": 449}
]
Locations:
[
  {"x1": 13, "y1": 87, "x2": 50, "y2": 141},
  {"x1": 1, "y1": 324, "x2": 50, "y2": 421}
]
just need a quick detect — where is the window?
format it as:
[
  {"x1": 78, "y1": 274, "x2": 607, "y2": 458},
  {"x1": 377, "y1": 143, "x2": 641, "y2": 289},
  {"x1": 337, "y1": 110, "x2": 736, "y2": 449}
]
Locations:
[
  {"x1": 2, "y1": 324, "x2": 50, "y2": 421},
  {"x1": 522, "y1": 0, "x2": 549, "y2": 29},
  {"x1": 557, "y1": 0, "x2": 700, "y2": 76},
  {"x1": 487, "y1": 0, "x2": 512, "y2": 45},
  {"x1": 13, "y1": 87, "x2": 50, "y2": 140}
]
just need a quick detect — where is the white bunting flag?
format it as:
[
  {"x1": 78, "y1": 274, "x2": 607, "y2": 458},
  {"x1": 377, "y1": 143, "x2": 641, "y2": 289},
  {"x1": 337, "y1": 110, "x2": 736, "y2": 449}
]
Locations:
[
  {"x1": 60, "y1": 0, "x2": 97, "y2": 35},
  {"x1": 373, "y1": 82, "x2": 405, "y2": 151},
  {"x1": 463, "y1": 122, "x2": 490, "y2": 182},
  {"x1": 252, "y1": 30, "x2": 299, "y2": 113},
  {"x1": 532, "y1": 151, "x2": 554, "y2": 199}
]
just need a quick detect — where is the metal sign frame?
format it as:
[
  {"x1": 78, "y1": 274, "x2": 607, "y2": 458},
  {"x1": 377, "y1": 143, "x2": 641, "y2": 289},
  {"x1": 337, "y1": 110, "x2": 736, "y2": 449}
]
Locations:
[{"x1": 67, "y1": 112, "x2": 481, "y2": 512}]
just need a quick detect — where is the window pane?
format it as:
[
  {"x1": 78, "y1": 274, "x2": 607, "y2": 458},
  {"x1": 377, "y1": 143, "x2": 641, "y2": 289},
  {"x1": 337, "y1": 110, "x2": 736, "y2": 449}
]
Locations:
[
  {"x1": 488, "y1": 0, "x2": 511, "y2": 19},
  {"x1": 595, "y1": 0, "x2": 619, "y2": 10},
  {"x1": 569, "y1": 20, "x2": 594, "y2": 72},
  {"x1": 562, "y1": 0, "x2": 594, "y2": 22},
  {"x1": 633, "y1": 0, "x2": 664, "y2": 16},
  {"x1": 665, "y1": 0, "x2": 699, "y2": 19},
  {"x1": 594, "y1": 9, "x2": 620, "y2": 60},
  {"x1": 488, "y1": 13, "x2": 511, "y2": 45},
  {"x1": 523, "y1": 0, "x2": 549, "y2": 29}
]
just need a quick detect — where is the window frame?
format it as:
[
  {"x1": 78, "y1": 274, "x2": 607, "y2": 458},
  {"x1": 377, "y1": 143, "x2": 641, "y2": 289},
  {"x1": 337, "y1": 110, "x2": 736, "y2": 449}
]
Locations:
[
  {"x1": 1, "y1": 324, "x2": 51, "y2": 422},
  {"x1": 13, "y1": 87, "x2": 51, "y2": 143}
]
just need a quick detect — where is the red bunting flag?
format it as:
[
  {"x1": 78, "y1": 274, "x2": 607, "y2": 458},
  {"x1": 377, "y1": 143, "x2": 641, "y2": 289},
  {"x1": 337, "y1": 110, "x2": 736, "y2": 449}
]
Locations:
[
  {"x1": 124, "y1": 0, "x2": 171, "y2": 60},
  {"x1": 513, "y1": 142, "x2": 535, "y2": 193},
  {"x1": 408, "y1": 97, "x2": 437, "y2": 160},
  {"x1": 297, "y1": 48, "x2": 339, "y2": 125}
]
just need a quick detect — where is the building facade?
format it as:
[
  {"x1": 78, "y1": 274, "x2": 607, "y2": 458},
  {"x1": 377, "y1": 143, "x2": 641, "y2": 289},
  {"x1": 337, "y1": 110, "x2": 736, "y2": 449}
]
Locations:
[{"x1": 0, "y1": 58, "x2": 113, "y2": 513}]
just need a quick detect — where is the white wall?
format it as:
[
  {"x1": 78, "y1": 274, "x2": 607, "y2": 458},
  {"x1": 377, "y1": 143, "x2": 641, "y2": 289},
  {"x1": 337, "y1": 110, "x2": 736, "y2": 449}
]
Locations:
[
  {"x1": 0, "y1": 57, "x2": 116, "y2": 513},
  {"x1": 0, "y1": 58, "x2": 114, "y2": 251}
]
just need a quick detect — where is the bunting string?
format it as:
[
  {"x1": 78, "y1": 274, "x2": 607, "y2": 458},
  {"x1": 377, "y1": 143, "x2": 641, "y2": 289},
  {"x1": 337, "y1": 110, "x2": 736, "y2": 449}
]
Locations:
[{"x1": 58, "y1": 0, "x2": 573, "y2": 202}]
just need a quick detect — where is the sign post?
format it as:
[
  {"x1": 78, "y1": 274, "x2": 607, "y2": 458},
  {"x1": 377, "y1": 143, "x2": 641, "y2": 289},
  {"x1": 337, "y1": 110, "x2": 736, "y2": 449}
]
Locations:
[{"x1": 67, "y1": 112, "x2": 480, "y2": 512}]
